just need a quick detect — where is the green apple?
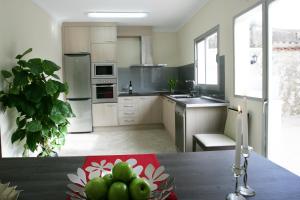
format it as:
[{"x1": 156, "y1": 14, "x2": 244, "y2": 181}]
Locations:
[
  {"x1": 108, "y1": 182, "x2": 129, "y2": 200},
  {"x1": 112, "y1": 162, "x2": 133, "y2": 183},
  {"x1": 85, "y1": 177, "x2": 108, "y2": 200},
  {"x1": 103, "y1": 173, "x2": 113, "y2": 187},
  {"x1": 129, "y1": 178, "x2": 151, "y2": 200},
  {"x1": 130, "y1": 172, "x2": 138, "y2": 181}
]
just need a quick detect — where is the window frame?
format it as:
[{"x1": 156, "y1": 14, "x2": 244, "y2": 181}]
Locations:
[
  {"x1": 233, "y1": 2, "x2": 266, "y2": 101},
  {"x1": 194, "y1": 25, "x2": 220, "y2": 91}
]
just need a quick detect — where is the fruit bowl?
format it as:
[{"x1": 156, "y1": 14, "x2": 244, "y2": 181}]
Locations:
[{"x1": 66, "y1": 158, "x2": 175, "y2": 200}]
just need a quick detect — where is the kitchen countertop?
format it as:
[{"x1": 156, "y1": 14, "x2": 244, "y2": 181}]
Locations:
[
  {"x1": 118, "y1": 91, "x2": 228, "y2": 108},
  {"x1": 165, "y1": 95, "x2": 229, "y2": 108}
]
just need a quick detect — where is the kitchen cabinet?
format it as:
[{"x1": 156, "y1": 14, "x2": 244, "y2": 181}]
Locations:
[
  {"x1": 119, "y1": 97, "x2": 138, "y2": 125},
  {"x1": 118, "y1": 96, "x2": 162, "y2": 126},
  {"x1": 92, "y1": 103, "x2": 118, "y2": 127},
  {"x1": 63, "y1": 26, "x2": 90, "y2": 53},
  {"x1": 91, "y1": 43, "x2": 116, "y2": 63},
  {"x1": 137, "y1": 96, "x2": 162, "y2": 124},
  {"x1": 91, "y1": 27, "x2": 117, "y2": 43},
  {"x1": 162, "y1": 97, "x2": 176, "y2": 142}
]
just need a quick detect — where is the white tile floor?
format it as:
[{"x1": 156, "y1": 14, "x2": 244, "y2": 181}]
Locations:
[{"x1": 58, "y1": 125, "x2": 177, "y2": 157}]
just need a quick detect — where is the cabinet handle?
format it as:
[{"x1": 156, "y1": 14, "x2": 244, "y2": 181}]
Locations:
[
  {"x1": 124, "y1": 105, "x2": 134, "y2": 108},
  {"x1": 124, "y1": 112, "x2": 135, "y2": 115},
  {"x1": 125, "y1": 119, "x2": 134, "y2": 122}
]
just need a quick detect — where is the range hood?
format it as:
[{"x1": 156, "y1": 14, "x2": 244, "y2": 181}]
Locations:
[{"x1": 130, "y1": 36, "x2": 167, "y2": 68}]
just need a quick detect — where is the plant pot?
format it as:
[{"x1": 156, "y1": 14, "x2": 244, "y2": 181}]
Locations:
[{"x1": 37, "y1": 151, "x2": 58, "y2": 158}]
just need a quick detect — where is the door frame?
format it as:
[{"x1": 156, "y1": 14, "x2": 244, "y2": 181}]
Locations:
[{"x1": 232, "y1": 0, "x2": 277, "y2": 157}]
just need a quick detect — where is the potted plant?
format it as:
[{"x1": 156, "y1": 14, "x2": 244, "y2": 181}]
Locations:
[
  {"x1": 0, "y1": 48, "x2": 74, "y2": 157},
  {"x1": 168, "y1": 79, "x2": 178, "y2": 94}
]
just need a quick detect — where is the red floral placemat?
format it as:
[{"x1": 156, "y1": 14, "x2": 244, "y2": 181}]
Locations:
[{"x1": 66, "y1": 154, "x2": 177, "y2": 200}]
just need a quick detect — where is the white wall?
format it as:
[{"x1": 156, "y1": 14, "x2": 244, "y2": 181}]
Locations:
[
  {"x1": 0, "y1": 0, "x2": 62, "y2": 157},
  {"x1": 177, "y1": 0, "x2": 265, "y2": 154}
]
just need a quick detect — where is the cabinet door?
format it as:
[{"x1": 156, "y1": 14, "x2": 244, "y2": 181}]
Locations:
[
  {"x1": 63, "y1": 27, "x2": 90, "y2": 53},
  {"x1": 91, "y1": 27, "x2": 117, "y2": 43},
  {"x1": 169, "y1": 100, "x2": 176, "y2": 141},
  {"x1": 162, "y1": 97, "x2": 168, "y2": 129},
  {"x1": 151, "y1": 96, "x2": 162, "y2": 124},
  {"x1": 92, "y1": 103, "x2": 118, "y2": 126},
  {"x1": 137, "y1": 97, "x2": 153, "y2": 124},
  {"x1": 91, "y1": 43, "x2": 116, "y2": 63}
]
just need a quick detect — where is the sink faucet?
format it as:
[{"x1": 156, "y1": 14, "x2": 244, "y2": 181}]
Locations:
[{"x1": 185, "y1": 80, "x2": 196, "y2": 97}]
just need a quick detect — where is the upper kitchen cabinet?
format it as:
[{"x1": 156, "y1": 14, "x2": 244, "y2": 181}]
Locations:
[
  {"x1": 63, "y1": 26, "x2": 90, "y2": 53},
  {"x1": 91, "y1": 27, "x2": 117, "y2": 43},
  {"x1": 91, "y1": 43, "x2": 116, "y2": 63},
  {"x1": 62, "y1": 22, "x2": 117, "y2": 60}
]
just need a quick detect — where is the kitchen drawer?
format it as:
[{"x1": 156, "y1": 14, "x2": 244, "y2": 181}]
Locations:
[
  {"x1": 118, "y1": 103, "x2": 137, "y2": 111},
  {"x1": 119, "y1": 97, "x2": 137, "y2": 104},
  {"x1": 119, "y1": 110, "x2": 138, "y2": 117},
  {"x1": 119, "y1": 117, "x2": 137, "y2": 125}
]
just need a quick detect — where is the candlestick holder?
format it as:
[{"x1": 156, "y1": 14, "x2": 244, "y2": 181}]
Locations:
[
  {"x1": 238, "y1": 146, "x2": 255, "y2": 197},
  {"x1": 226, "y1": 165, "x2": 246, "y2": 200}
]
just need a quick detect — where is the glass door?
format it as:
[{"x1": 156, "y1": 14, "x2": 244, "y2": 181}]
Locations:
[{"x1": 267, "y1": 0, "x2": 300, "y2": 176}]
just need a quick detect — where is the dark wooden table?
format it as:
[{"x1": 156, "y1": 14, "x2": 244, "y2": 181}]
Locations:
[{"x1": 0, "y1": 151, "x2": 299, "y2": 200}]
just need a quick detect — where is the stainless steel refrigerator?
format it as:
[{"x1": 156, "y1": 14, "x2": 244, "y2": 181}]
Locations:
[{"x1": 64, "y1": 53, "x2": 93, "y2": 133}]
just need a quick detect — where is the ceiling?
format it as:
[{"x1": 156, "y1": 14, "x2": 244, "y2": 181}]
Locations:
[{"x1": 31, "y1": 0, "x2": 209, "y2": 31}]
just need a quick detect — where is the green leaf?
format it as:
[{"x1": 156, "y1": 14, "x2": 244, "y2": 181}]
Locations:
[
  {"x1": 24, "y1": 84, "x2": 45, "y2": 103},
  {"x1": 59, "y1": 82, "x2": 69, "y2": 94},
  {"x1": 18, "y1": 118, "x2": 27, "y2": 129},
  {"x1": 51, "y1": 74, "x2": 60, "y2": 80},
  {"x1": 27, "y1": 58, "x2": 43, "y2": 75},
  {"x1": 26, "y1": 120, "x2": 42, "y2": 132},
  {"x1": 13, "y1": 71, "x2": 29, "y2": 86},
  {"x1": 47, "y1": 80, "x2": 68, "y2": 94},
  {"x1": 43, "y1": 60, "x2": 60, "y2": 75},
  {"x1": 45, "y1": 80, "x2": 59, "y2": 96},
  {"x1": 51, "y1": 100, "x2": 74, "y2": 118},
  {"x1": 49, "y1": 114, "x2": 66, "y2": 124},
  {"x1": 1, "y1": 70, "x2": 12, "y2": 78},
  {"x1": 10, "y1": 85, "x2": 19, "y2": 95},
  {"x1": 26, "y1": 132, "x2": 39, "y2": 152},
  {"x1": 15, "y1": 48, "x2": 32, "y2": 60},
  {"x1": 11, "y1": 129, "x2": 26, "y2": 144},
  {"x1": 17, "y1": 60, "x2": 30, "y2": 68},
  {"x1": 18, "y1": 101, "x2": 35, "y2": 116}
]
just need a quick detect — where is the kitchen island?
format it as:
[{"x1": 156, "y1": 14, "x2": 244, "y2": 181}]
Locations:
[{"x1": 0, "y1": 151, "x2": 299, "y2": 200}]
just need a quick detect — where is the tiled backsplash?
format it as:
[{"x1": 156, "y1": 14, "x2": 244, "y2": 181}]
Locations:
[
  {"x1": 118, "y1": 55, "x2": 225, "y2": 99},
  {"x1": 118, "y1": 67, "x2": 178, "y2": 93}
]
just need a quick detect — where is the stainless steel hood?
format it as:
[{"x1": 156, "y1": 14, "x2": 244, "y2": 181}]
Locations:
[{"x1": 130, "y1": 36, "x2": 167, "y2": 68}]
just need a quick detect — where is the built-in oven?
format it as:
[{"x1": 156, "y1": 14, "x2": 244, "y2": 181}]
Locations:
[
  {"x1": 92, "y1": 79, "x2": 118, "y2": 103},
  {"x1": 92, "y1": 63, "x2": 117, "y2": 79}
]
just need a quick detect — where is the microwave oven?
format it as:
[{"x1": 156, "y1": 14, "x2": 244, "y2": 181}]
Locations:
[{"x1": 92, "y1": 63, "x2": 117, "y2": 79}]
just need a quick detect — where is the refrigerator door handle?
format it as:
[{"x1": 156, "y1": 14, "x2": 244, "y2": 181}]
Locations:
[{"x1": 67, "y1": 98, "x2": 91, "y2": 101}]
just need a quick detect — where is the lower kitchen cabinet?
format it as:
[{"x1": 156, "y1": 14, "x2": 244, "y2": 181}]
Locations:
[
  {"x1": 162, "y1": 97, "x2": 176, "y2": 142},
  {"x1": 119, "y1": 96, "x2": 162, "y2": 126},
  {"x1": 92, "y1": 103, "x2": 118, "y2": 126}
]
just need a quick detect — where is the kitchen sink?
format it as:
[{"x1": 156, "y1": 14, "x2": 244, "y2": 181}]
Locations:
[{"x1": 169, "y1": 94, "x2": 193, "y2": 99}]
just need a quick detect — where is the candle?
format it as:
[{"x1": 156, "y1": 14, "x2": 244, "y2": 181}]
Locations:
[
  {"x1": 235, "y1": 106, "x2": 242, "y2": 168},
  {"x1": 242, "y1": 97, "x2": 249, "y2": 149}
]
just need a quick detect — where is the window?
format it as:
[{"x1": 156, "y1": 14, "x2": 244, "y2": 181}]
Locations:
[
  {"x1": 195, "y1": 27, "x2": 219, "y2": 86},
  {"x1": 234, "y1": 4, "x2": 263, "y2": 98}
]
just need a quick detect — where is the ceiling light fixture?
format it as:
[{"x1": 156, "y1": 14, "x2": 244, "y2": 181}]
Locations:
[{"x1": 87, "y1": 12, "x2": 147, "y2": 18}]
